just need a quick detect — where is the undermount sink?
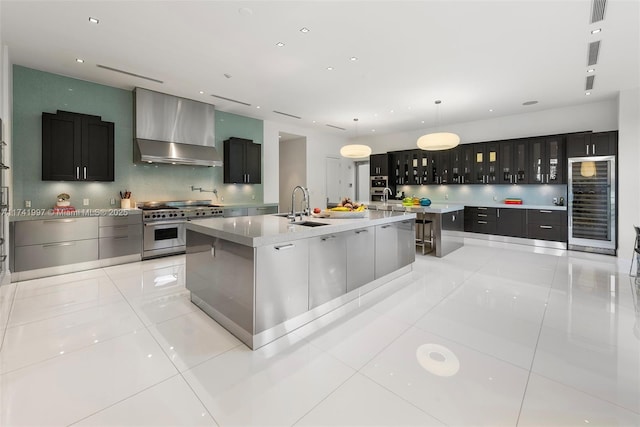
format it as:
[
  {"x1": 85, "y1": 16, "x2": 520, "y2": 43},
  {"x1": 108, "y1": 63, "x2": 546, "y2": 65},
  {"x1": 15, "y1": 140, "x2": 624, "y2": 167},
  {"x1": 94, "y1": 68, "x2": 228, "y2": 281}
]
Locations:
[
  {"x1": 273, "y1": 213, "x2": 291, "y2": 217},
  {"x1": 292, "y1": 221, "x2": 328, "y2": 227}
]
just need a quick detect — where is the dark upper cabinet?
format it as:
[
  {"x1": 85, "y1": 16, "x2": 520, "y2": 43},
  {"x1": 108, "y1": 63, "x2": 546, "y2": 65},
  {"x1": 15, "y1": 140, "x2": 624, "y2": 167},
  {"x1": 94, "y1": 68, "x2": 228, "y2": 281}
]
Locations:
[
  {"x1": 370, "y1": 153, "x2": 389, "y2": 176},
  {"x1": 42, "y1": 110, "x2": 114, "y2": 182},
  {"x1": 433, "y1": 150, "x2": 451, "y2": 184},
  {"x1": 566, "y1": 131, "x2": 617, "y2": 157},
  {"x1": 472, "y1": 142, "x2": 499, "y2": 184},
  {"x1": 411, "y1": 150, "x2": 433, "y2": 185},
  {"x1": 499, "y1": 138, "x2": 529, "y2": 184},
  {"x1": 529, "y1": 135, "x2": 565, "y2": 184},
  {"x1": 223, "y1": 137, "x2": 261, "y2": 184},
  {"x1": 390, "y1": 150, "x2": 412, "y2": 185}
]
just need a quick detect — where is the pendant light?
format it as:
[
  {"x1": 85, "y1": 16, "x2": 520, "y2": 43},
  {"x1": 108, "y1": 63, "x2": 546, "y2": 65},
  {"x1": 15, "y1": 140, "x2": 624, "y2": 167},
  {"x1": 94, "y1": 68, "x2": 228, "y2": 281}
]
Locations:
[
  {"x1": 340, "y1": 118, "x2": 372, "y2": 158},
  {"x1": 417, "y1": 100, "x2": 460, "y2": 151}
]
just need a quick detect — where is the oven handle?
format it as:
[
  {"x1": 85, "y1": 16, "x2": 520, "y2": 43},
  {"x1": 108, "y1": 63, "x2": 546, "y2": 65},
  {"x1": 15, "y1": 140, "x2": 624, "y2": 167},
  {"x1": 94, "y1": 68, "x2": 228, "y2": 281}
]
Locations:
[{"x1": 144, "y1": 221, "x2": 186, "y2": 227}]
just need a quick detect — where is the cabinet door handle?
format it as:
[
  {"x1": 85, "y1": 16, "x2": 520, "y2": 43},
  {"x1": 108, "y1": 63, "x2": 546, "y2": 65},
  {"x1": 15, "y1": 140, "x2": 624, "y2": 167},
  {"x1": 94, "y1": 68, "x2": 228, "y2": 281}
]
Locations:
[
  {"x1": 354, "y1": 229, "x2": 368, "y2": 234},
  {"x1": 43, "y1": 242, "x2": 76, "y2": 248},
  {"x1": 539, "y1": 210, "x2": 552, "y2": 213},
  {"x1": 497, "y1": 209, "x2": 500, "y2": 218},
  {"x1": 540, "y1": 225, "x2": 553, "y2": 229},
  {"x1": 321, "y1": 235, "x2": 337, "y2": 241},
  {"x1": 592, "y1": 144, "x2": 596, "y2": 155},
  {"x1": 76, "y1": 167, "x2": 80, "y2": 180},
  {"x1": 381, "y1": 224, "x2": 392, "y2": 229},
  {"x1": 83, "y1": 167, "x2": 87, "y2": 180},
  {"x1": 477, "y1": 221, "x2": 487, "y2": 224},
  {"x1": 274, "y1": 243, "x2": 295, "y2": 251},
  {"x1": 44, "y1": 219, "x2": 76, "y2": 223},
  {"x1": 586, "y1": 144, "x2": 590, "y2": 155}
]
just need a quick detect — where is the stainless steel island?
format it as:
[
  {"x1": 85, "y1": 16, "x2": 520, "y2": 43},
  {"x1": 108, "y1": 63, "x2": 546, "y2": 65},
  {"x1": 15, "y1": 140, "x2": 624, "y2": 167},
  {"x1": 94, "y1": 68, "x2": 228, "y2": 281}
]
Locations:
[{"x1": 185, "y1": 210, "x2": 416, "y2": 349}]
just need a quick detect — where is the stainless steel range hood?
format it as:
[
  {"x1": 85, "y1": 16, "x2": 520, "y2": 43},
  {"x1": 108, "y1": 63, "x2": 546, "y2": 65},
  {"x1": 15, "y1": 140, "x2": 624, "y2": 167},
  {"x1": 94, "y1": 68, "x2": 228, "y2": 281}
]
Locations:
[{"x1": 134, "y1": 88, "x2": 222, "y2": 167}]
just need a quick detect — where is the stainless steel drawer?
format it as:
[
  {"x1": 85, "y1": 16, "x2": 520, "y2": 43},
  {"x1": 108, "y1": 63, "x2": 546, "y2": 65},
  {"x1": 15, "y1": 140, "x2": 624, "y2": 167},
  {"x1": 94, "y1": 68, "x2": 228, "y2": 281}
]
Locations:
[
  {"x1": 99, "y1": 235, "x2": 142, "y2": 259},
  {"x1": 99, "y1": 214, "x2": 142, "y2": 227},
  {"x1": 14, "y1": 239, "x2": 99, "y2": 272},
  {"x1": 99, "y1": 224, "x2": 142, "y2": 238},
  {"x1": 14, "y1": 217, "x2": 99, "y2": 246}
]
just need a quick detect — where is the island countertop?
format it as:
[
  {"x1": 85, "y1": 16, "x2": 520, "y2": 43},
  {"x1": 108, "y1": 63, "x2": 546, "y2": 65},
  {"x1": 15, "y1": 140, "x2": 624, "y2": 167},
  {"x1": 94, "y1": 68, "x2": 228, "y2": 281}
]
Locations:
[
  {"x1": 367, "y1": 202, "x2": 465, "y2": 214},
  {"x1": 186, "y1": 210, "x2": 416, "y2": 247}
]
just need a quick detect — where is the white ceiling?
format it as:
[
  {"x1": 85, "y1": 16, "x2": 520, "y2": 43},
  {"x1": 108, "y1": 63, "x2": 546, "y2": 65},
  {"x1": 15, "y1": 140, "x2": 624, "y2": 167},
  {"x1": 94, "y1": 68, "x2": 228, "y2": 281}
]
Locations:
[{"x1": 2, "y1": 1, "x2": 639, "y2": 138}]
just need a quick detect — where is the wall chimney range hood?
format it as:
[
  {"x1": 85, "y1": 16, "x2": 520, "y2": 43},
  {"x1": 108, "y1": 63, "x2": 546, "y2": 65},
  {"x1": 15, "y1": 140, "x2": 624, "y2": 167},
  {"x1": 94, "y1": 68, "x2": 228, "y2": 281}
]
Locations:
[{"x1": 134, "y1": 88, "x2": 222, "y2": 167}]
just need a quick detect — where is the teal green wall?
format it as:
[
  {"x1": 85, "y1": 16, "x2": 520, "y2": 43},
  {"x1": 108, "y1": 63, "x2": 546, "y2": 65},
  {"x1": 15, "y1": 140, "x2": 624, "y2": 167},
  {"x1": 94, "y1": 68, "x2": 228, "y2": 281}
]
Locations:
[{"x1": 12, "y1": 65, "x2": 263, "y2": 209}]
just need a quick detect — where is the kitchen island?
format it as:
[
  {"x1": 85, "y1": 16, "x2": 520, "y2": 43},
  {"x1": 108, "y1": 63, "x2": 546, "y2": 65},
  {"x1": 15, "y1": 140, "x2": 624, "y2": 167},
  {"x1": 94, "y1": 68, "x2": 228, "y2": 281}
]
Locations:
[
  {"x1": 368, "y1": 202, "x2": 465, "y2": 257},
  {"x1": 185, "y1": 210, "x2": 416, "y2": 349}
]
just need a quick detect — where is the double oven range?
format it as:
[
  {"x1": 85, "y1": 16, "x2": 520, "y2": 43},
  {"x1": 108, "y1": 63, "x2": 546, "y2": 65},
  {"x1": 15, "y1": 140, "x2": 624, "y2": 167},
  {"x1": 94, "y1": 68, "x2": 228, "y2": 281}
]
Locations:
[{"x1": 139, "y1": 200, "x2": 223, "y2": 259}]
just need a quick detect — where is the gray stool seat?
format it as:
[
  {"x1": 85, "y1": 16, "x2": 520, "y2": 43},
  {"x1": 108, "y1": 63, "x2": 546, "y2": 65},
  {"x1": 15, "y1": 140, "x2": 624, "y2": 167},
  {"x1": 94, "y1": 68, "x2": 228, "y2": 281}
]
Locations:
[{"x1": 415, "y1": 217, "x2": 434, "y2": 255}]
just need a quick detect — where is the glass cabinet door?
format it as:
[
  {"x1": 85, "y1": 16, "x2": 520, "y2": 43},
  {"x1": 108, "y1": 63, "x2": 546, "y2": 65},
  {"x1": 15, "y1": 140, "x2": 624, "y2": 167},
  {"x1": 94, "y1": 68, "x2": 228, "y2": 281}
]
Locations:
[
  {"x1": 514, "y1": 139, "x2": 528, "y2": 183},
  {"x1": 486, "y1": 143, "x2": 498, "y2": 184},
  {"x1": 499, "y1": 141, "x2": 512, "y2": 184},
  {"x1": 529, "y1": 139, "x2": 544, "y2": 184}
]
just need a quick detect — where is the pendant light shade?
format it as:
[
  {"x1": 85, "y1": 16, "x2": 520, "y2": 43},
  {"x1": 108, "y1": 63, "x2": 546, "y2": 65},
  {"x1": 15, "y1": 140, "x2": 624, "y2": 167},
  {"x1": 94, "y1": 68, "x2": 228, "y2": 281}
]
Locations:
[
  {"x1": 340, "y1": 118, "x2": 372, "y2": 158},
  {"x1": 580, "y1": 160, "x2": 597, "y2": 177},
  {"x1": 340, "y1": 144, "x2": 372, "y2": 158},
  {"x1": 417, "y1": 100, "x2": 460, "y2": 151},
  {"x1": 417, "y1": 132, "x2": 461, "y2": 151}
]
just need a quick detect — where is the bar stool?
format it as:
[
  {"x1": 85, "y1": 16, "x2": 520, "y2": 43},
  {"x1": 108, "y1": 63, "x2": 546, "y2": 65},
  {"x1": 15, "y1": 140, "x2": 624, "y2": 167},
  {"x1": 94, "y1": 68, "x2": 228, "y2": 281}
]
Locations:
[
  {"x1": 629, "y1": 225, "x2": 640, "y2": 276},
  {"x1": 415, "y1": 214, "x2": 434, "y2": 255}
]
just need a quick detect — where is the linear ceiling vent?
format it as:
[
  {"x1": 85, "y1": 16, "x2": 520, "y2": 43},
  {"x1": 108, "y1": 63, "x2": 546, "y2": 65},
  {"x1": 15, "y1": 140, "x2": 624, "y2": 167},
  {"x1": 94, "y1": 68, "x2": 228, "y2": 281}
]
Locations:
[
  {"x1": 586, "y1": 75, "x2": 596, "y2": 90},
  {"x1": 97, "y1": 64, "x2": 164, "y2": 84},
  {"x1": 590, "y1": 0, "x2": 607, "y2": 23},
  {"x1": 210, "y1": 94, "x2": 251, "y2": 106},
  {"x1": 587, "y1": 40, "x2": 601, "y2": 66},
  {"x1": 273, "y1": 111, "x2": 301, "y2": 120},
  {"x1": 325, "y1": 124, "x2": 346, "y2": 131}
]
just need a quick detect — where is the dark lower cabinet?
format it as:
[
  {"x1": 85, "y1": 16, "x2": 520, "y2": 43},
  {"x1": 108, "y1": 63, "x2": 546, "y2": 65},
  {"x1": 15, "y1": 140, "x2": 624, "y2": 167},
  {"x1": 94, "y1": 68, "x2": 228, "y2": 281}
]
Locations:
[
  {"x1": 496, "y1": 208, "x2": 526, "y2": 237},
  {"x1": 465, "y1": 207, "x2": 497, "y2": 234},
  {"x1": 526, "y1": 209, "x2": 567, "y2": 242},
  {"x1": 42, "y1": 110, "x2": 114, "y2": 181}
]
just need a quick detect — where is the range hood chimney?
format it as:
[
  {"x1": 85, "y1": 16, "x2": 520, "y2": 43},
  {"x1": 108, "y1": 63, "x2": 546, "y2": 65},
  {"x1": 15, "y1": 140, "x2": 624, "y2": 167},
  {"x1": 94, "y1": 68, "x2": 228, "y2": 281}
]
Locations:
[{"x1": 134, "y1": 88, "x2": 222, "y2": 167}]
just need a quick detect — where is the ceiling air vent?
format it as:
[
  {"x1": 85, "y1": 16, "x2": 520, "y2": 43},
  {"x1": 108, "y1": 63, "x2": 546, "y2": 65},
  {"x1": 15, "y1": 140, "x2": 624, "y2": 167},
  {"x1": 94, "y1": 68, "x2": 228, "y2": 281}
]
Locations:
[
  {"x1": 273, "y1": 111, "x2": 301, "y2": 120},
  {"x1": 586, "y1": 75, "x2": 596, "y2": 91},
  {"x1": 97, "y1": 64, "x2": 163, "y2": 84},
  {"x1": 326, "y1": 124, "x2": 346, "y2": 131},
  {"x1": 210, "y1": 94, "x2": 251, "y2": 106},
  {"x1": 590, "y1": 0, "x2": 607, "y2": 23},
  {"x1": 587, "y1": 40, "x2": 601, "y2": 66}
]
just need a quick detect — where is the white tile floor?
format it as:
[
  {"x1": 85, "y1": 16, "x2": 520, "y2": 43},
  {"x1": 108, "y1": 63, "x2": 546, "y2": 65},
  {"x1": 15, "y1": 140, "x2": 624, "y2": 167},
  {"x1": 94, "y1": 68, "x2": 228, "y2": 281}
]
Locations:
[{"x1": 1, "y1": 238, "x2": 639, "y2": 426}]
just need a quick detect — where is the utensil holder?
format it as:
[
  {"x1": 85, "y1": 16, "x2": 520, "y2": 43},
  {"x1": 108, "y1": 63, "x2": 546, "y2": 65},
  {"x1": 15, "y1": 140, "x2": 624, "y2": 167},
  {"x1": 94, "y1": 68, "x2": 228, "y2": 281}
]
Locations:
[{"x1": 120, "y1": 199, "x2": 131, "y2": 209}]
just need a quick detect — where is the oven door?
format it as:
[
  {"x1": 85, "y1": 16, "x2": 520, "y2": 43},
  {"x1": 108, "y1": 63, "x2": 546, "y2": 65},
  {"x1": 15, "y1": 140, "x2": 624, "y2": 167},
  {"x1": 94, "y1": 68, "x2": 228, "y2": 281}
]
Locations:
[{"x1": 143, "y1": 221, "x2": 186, "y2": 258}]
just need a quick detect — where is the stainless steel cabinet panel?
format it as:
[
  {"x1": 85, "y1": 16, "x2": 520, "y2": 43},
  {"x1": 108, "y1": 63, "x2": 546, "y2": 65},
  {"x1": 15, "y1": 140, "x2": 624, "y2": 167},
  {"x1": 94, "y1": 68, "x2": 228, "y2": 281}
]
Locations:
[
  {"x1": 309, "y1": 234, "x2": 347, "y2": 309},
  {"x1": 224, "y1": 207, "x2": 248, "y2": 217},
  {"x1": 14, "y1": 217, "x2": 98, "y2": 246},
  {"x1": 98, "y1": 214, "x2": 142, "y2": 227},
  {"x1": 396, "y1": 219, "x2": 416, "y2": 268},
  {"x1": 14, "y1": 238, "x2": 98, "y2": 272},
  {"x1": 99, "y1": 235, "x2": 142, "y2": 258},
  {"x1": 247, "y1": 206, "x2": 278, "y2": 216},
  {"x1": 98, "y1": 224, "x2": 142, "y2": 238},
  {"x1": 346, "y1": 227, "x2": 375, "y2": 292},
  {"x1": 255, "y1": 239, "x2": 309, "y2": 333},
  {"x1": 375, "y1": 223, "x2": 398, "y2": 278}
]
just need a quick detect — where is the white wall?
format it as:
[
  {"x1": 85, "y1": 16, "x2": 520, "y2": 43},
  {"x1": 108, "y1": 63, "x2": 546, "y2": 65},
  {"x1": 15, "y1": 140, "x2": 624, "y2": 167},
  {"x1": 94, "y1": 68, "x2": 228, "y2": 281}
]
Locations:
[
  {"x1": 617, "y1": 87, "x2": 640, "y2": 265},
  {"x1": 263, "y1": 120, "x2": 353, "y2": 210},
  {"x1": 278, "y1": 137, "x2": 306, "y2": 211}
]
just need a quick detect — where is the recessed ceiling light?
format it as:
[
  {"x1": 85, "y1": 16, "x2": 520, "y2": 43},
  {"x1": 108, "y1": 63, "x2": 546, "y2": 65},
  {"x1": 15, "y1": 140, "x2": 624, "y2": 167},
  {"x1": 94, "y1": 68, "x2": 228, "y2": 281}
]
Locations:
[
  {"x1": 199, "y1": 90, "x2": 204, "y2": 94},
  {"x1": 587, "y1": 68, "x2": 595, "y2": 73},
  {"x1": 371, "y1": 129, "x2": 376, "y2": 132},
  {"x1": 75, "y1": 58, "x2": 84, "y2": 63},
  {"x1": 522, "y1": 100, "x2": 538, "y2": 106},
  {"x1": 489, "y1": 109, "x2": 493, "y2": 112},
  {"x1": 389, "y1": 110, "x2": 394, "y2": 113},
  {"x1": 256, "y1": 105, "x2": 261, "y2": 109},
  {"x1": 276, "y1": 42, "x2": 285, "y2": 47},
  {"x1": 350, "y1": 56, "x2": 358, "y2": 61},
  {"x1": 591, "y1": 28, "x2": 602, "y2": 34},
  {"x1": 238, "y1": 7, "x2": 253, "y2": 16},
  {"x1": 88, "y1": 17, "x2": 99, "y2": 24},
  {"x1": 421, "y1": 120, "x2": 425, "y2": 124},
  {"x1": 327, "y1": 67, "x2": 334, "y2": 71},
  {"x1": 300, "y1": 27, "x2": 310, "y2": 33},
  {"x1": 586, "y1": 92, "x2": 592, "y2": 96}
]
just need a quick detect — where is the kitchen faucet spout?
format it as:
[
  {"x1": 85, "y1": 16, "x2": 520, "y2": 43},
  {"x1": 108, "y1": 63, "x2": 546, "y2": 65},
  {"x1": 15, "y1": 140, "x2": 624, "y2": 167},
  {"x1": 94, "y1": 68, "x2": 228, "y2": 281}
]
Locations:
[
  {"x1": 382, "y1": 187, "x2": 393, "y2": 205},
  {"x1": 289, "y1": 185, "x2": 310, "y2": 222}
]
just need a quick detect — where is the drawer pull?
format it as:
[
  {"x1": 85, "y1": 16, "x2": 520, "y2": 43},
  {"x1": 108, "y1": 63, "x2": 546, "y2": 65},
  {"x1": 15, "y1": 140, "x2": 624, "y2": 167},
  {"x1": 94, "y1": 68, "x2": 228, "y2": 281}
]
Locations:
[
  {"x1": 477, "y1": 221, "x2": 488, "y2": 224},
  {"x1": 275, "y1": 243, "x2": 295, "y2": 251},
  {"x1": 477, "y1": 207, "x2": 487, "y2": 210},
  {"x1": 44, "y1": 219, "x2": 76, "y2": 223},
  {"x1": 321, "y1": 235, "x2": 337, "y2": 241},
  {"x1": 477, "y1": 213, "x2": 487, "y2": 217},
  {"x1": 354, "y1": 229, "x2": 368, "y2": 234},
  {"x1": 539, "y1": 210, "x2": 552, "y2": 213},
  {"x1": 381, "y1": 225, "x2": 392, "y2": 229},
  {"x1": 539, "y1": 225, "x2": 553, "y2": 229},
  {"x1": 43, "y1": 242, "x2": 76, "y2": 248}
]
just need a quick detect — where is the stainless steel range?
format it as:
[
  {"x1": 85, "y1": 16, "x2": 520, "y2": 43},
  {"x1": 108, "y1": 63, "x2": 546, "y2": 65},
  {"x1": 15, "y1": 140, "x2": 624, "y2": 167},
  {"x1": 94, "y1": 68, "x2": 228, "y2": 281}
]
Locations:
[{"x1": 139, "y1": 200, "x2": 223, "y2": 259}]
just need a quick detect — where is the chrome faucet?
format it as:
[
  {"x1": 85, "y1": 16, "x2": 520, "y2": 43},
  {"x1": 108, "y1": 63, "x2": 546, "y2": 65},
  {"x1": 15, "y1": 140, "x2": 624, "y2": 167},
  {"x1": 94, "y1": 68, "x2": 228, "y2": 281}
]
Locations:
[
  {"x1": 382, "y1": 187, "x2": 393, "y2": 205},
  {"x1": 289, "y1": 185, "x2": 310, "y2": 222}
]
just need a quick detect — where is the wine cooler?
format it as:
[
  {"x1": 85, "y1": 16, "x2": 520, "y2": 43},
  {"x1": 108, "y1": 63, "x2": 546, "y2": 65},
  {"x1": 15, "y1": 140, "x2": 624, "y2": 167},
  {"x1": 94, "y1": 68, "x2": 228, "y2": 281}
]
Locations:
[{"x1": 568, "y1": 155, "x2": 616, "y2": 255}]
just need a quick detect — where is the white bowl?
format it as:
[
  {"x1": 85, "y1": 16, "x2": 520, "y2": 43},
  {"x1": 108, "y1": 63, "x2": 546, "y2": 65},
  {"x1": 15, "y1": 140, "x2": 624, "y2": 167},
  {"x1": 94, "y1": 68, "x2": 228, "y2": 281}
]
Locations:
[{"x1": 56, "y1": 200, "x2": 71, "y2": 207}]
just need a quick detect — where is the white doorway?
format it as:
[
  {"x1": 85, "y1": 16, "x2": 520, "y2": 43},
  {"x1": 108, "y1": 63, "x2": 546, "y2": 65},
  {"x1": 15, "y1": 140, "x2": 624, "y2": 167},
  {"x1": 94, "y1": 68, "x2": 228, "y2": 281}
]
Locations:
[
  {"x1": 279, "y1": 132, "x2": 307, "y2": 213},
  {"x1": 355, "y1": 161, "x2": 370, "y2": 202}
]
